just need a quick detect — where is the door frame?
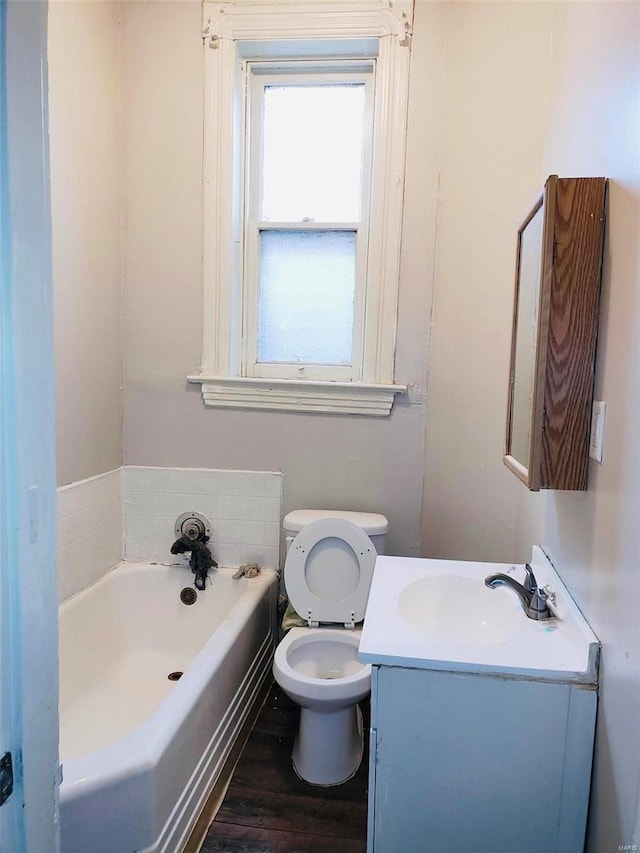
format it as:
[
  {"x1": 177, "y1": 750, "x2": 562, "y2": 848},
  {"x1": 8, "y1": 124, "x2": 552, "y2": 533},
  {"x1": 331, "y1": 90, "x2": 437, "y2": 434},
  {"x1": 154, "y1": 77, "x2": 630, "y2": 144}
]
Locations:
[{"x1": 1, "y1": 1, "x2": 60, "y2": 850}]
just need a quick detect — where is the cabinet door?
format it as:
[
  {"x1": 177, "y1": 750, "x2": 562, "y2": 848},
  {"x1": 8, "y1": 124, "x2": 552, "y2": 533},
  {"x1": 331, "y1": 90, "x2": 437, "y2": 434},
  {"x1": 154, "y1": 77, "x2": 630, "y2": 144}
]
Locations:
[
  {"x1": 373, "y1": 667, "x2": 591, "y2": 853},
  {"x1": 504, "y1": 175, "x2": 607, "y2": 490}
]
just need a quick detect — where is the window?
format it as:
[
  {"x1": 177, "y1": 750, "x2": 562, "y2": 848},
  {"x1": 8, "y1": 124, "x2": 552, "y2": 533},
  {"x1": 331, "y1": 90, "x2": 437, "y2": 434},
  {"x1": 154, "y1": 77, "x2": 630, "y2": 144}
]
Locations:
[
  {"x1": 247, "y1": 65, "x2": 372, "y2": 381},
  {"x1": 190, "y1": 1, "x2": 413, "y2": 415}
]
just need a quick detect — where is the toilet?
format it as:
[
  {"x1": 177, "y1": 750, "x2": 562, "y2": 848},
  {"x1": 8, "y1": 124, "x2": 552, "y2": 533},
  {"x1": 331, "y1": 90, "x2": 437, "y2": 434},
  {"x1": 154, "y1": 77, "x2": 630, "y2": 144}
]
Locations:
[{"x1": 273, "y1": 509, "x2": 388, "y2": 786}]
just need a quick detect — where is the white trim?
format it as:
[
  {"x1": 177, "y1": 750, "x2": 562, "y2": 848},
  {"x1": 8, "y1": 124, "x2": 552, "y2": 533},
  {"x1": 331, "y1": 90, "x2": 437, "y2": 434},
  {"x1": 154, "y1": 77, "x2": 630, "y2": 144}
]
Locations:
[
  {"x1": 365, "y1": 30, "x2": 410, "y2": 380},
  {"x1": 188, "y1": 375, "x2": 406, "y2": 416},
  {"x1": 3, "y1": 2, "x2": 60, "y2": 848},
  {"x1": 199, "y1": 0, "x2": 413, "y2": 413},
  {"x1": 203, "y1": 2, "x2": 413, "y2": 46}
]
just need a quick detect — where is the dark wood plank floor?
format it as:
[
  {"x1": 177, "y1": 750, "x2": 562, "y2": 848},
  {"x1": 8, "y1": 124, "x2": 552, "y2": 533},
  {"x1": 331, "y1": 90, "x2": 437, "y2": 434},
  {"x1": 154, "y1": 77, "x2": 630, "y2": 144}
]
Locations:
[{"x1": 202, "y1": 682, "x2": 369, "y2": 853}]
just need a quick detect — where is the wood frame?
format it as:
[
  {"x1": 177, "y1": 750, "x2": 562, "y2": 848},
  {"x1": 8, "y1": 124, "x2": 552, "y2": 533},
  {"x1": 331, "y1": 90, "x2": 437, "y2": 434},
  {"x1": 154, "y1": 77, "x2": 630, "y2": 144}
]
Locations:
[{"x1": 505, "y1": 176, "x2": 607, "y2": 491}]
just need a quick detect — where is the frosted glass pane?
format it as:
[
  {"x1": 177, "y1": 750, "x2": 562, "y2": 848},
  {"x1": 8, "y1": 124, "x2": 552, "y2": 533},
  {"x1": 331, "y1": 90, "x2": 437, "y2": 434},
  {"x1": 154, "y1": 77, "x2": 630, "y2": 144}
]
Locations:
[
  {"x1": 258, "y1": 230, "x2": 355, "y2": 365},
  {"x1": 261, "y1": 85, "x2": 365, "y2": 222}
]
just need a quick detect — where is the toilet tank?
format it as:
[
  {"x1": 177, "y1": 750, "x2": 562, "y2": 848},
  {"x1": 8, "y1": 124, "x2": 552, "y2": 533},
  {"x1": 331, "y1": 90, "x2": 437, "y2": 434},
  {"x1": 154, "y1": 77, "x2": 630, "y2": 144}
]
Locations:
[{"x1": 283, "y1": 509, "x2": 388, "y2": 556}]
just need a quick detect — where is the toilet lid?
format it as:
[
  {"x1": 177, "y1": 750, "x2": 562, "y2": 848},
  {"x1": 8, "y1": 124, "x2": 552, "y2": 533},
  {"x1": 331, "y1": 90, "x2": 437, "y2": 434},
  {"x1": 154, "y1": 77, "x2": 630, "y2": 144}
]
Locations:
[{"x1": 284, "y1": 518, "x2": 377, "y2": 626}]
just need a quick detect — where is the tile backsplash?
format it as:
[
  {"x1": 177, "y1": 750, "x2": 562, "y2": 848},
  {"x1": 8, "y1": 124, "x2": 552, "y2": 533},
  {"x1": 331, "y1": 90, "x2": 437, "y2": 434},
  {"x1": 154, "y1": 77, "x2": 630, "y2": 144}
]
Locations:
[
  {"x1": 57, "y1": 468, "x2": 123, "y2": 603},
  {"x1": 123, "y1": 466, "x2": 282, "y2": 570},
  {"x1": 56, "y1": 466, "x2": 283, "y2": 603}
]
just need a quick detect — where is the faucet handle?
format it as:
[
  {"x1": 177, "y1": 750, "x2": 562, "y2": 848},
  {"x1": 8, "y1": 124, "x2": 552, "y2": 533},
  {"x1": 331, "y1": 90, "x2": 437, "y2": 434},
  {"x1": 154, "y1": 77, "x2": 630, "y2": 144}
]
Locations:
[
  {"x1": 526, "y1": 586, "x2": 553, "y2": 620},
  {"x1": 542, "y1": 584, "x2": 556, "y2": 605},
  {"x1": 523, "y1": 563, "x2": 537, "y2": 594}
]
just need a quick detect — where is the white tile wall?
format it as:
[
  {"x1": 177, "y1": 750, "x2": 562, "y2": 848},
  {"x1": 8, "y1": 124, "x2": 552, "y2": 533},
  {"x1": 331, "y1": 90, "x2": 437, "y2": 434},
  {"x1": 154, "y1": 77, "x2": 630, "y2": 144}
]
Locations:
[
  {"x1": 56, "y1": 467, "x2": 282, "y2": 601},
  {"x1": 57, "y1": 468, "x2": 123, "y2": 603},
  {"x1": 123, "y1": 467, "x2": 282, "y2": 570}
]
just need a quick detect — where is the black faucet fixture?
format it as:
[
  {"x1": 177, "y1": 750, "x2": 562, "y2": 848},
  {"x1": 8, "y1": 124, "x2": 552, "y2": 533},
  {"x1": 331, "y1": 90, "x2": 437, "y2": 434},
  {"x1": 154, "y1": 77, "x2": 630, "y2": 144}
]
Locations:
[{"x1": 170, "y1": 534, "x2": 217, "y2": 590}]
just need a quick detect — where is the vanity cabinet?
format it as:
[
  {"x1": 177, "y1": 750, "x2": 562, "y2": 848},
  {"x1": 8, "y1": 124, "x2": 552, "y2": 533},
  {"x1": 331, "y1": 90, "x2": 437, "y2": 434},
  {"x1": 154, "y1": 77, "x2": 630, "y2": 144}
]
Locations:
[{"x1": 367, "y1": 664, "x2": 597, "y2": 853}]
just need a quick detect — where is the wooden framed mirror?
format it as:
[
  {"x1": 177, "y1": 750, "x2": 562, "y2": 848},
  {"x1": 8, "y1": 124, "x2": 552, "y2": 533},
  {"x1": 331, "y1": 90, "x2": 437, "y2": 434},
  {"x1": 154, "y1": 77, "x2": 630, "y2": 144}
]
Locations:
[{"x1": 504, "y1": 175, "x2": 607, "y2": 491}]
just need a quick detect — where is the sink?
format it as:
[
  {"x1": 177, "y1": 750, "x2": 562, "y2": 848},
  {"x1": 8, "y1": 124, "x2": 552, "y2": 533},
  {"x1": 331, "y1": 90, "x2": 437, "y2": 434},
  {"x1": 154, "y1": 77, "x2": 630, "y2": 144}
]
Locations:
[
  {"x1": 359, "y1": 548, "x2": 600, "y2": 679},
  {"x1": 397, "y1": 575, "x2": 515, "y2": 645}
]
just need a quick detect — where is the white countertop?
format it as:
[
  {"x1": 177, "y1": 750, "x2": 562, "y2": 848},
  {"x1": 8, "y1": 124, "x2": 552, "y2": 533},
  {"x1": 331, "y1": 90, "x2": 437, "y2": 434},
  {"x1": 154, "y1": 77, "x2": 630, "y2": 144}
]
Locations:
[{"x1": 359, "y1": 546, "x2": 599, "y2": 682}]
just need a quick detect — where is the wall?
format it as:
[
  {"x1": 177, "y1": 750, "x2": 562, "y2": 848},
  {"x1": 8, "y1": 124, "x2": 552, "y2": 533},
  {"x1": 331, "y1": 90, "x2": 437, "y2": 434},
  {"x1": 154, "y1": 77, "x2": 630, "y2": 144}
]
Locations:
[
  {"x1": 420, "y1": 1, "x2": 640, "y2": 849},
  {"x1": 120, "y1": 0, "x2": 445, "y2": 557},
  {"x1": 516, "y1": 4, "x2": 640, "y2": 851},
  {"x1": 421, "y1": 0, "x2": 555, "y2": 562},
  {"x1": 57, "y1": 469, "x2": 122, "y2": 603},
  {"x1": 48, "y1": 0, "x2": 123, "y2": 487},
  {"x1": 55, "y1": 465, "x2": 282, "y2": 603},
  {"x1": 123, "y1": 466, "x2": 281, "y2": 568},
  {"x1": 50, "y1": 1, "x2": 554, "y2": 561}
]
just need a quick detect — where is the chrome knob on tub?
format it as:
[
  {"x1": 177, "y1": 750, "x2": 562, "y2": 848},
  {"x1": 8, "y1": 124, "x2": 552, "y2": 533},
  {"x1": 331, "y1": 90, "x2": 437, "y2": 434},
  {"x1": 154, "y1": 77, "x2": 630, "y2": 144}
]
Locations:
[
  {"x1": 171, "y1": 512, "x2": 217, "y2": 591},
  {"x1": 174, "y1": 511, "x2": 211, "y2": 541}
]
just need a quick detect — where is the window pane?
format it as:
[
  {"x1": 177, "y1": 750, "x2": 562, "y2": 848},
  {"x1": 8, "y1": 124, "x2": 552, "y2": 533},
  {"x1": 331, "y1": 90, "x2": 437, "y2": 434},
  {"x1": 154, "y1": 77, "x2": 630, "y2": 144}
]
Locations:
[
  {"x1": 257, "y1": 230, "x2": 355, "y2": 365},
  {"x1": 261, "y1": 84, "x2": 365, "y2": 222}
]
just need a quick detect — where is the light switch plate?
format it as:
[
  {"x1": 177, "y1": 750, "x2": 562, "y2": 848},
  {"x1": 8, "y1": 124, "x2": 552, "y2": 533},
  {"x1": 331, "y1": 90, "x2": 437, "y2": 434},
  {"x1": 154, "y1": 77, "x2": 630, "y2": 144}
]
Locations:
[{"x1": 589, "y1": 401, "x2": 607, "y2": 463}]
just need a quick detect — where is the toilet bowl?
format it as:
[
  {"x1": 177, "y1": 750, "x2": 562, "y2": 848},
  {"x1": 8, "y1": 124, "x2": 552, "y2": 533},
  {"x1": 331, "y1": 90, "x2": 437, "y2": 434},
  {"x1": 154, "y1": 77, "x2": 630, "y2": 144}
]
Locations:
[
  {"x1": 273, "y1": 511, "x2": 388, "y2": 786},
  {"x1": 274, "y1": 627, "x2": 371, "y2": 785}
]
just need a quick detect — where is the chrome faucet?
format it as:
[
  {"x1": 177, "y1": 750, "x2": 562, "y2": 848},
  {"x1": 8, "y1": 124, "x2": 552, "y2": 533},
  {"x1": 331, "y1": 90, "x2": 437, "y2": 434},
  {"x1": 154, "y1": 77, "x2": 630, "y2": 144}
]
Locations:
[{"x1": 485, "y1": 563, "x2": 553, "y2": 621}]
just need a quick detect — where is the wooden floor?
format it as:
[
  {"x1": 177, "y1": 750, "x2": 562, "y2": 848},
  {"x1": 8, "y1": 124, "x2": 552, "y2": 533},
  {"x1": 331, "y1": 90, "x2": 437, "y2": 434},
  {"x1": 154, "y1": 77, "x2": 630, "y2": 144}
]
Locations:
[{"x1": 201, "y1": 682, "x2": 369, "y2": 852}]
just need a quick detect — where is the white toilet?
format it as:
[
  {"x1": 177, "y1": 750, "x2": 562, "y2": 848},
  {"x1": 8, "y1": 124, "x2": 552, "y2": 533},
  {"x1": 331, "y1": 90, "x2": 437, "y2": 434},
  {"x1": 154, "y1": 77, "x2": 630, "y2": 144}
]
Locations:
[{"x1": 273, "y1": 509, "x2": 388, "y2": 786}]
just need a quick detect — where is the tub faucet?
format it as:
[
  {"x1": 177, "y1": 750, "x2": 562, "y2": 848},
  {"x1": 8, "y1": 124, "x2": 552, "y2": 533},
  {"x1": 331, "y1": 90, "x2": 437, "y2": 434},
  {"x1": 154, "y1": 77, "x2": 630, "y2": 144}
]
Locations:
[
  {"x1": 484, "y1": 563, "x2": 553, "y2": 621},
  {"x1": 170, "y1": 535, "x2": 217, "y2": 590}
]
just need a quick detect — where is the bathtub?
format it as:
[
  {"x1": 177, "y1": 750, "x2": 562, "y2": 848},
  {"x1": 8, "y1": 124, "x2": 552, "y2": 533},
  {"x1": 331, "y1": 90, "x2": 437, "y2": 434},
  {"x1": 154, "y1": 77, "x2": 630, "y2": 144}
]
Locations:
[{"x1": 58, "y1": 561, "x2": 276, "y2": 853}]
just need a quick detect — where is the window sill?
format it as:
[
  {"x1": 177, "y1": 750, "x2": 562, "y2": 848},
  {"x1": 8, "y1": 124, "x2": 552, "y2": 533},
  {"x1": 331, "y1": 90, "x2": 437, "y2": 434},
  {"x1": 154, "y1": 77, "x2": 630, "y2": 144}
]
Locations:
[{"x1": 187, "y1": 374, "x2": 406, "y2": 416}]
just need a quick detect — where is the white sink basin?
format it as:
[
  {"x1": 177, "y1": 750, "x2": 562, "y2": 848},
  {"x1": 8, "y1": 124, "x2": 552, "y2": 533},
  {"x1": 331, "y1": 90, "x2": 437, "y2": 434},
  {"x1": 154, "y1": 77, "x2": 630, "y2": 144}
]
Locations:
[
  {"x1": 398, "y1": 575, "x2": 516, "y2": 645},
  {"x1": 359, "y1": 547, "x2": 599, "y2": 680}
]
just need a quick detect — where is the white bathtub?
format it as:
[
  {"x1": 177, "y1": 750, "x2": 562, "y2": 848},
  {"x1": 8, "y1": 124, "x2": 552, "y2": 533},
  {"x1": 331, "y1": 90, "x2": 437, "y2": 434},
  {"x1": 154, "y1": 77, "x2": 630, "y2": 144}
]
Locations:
[{"x1": 58, "y1": 562, "x2": 276, "y2": 853}]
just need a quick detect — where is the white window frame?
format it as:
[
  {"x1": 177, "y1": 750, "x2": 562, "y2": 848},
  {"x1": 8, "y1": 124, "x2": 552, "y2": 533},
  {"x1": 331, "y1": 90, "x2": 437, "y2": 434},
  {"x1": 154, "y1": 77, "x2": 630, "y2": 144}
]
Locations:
[
  {"x1": 189, "y1": 0, "x2": 413, "y2": 416},
  {"x1": 245, "y1": 62, "x2": 373, "y2": 382}
]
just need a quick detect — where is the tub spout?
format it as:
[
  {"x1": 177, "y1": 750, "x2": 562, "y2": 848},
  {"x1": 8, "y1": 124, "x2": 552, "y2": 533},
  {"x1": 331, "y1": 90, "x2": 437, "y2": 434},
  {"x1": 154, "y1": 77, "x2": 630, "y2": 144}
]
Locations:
[{"x1": 170, "y1": 535, "x2": 217, "y2": 590}]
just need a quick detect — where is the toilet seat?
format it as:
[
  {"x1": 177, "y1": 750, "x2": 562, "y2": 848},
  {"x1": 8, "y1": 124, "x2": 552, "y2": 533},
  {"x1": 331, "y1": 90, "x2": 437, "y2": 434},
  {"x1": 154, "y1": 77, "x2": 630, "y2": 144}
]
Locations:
[{"x1": 284, "y1": 518, "x2": 376, "y2": 628}]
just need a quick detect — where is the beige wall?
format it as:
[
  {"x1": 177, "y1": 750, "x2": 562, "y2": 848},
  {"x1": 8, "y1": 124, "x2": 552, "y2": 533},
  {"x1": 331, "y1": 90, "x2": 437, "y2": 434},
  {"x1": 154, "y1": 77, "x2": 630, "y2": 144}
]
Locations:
[
  {"x1": 519, "y1": 4, "x2": 640, "y2": 850},
  {"x1": 421, "y1": 1, "x2": 555, "y2": 562},
  {"x1": 49, "y1": 0, "x2": 123, "y2": 486},
  {"x1": 421, "y1": 1, "x2": 640, "y2": 849},
  {"x1": 120, "y1": 0, "x2": 445, "y2": 556}
]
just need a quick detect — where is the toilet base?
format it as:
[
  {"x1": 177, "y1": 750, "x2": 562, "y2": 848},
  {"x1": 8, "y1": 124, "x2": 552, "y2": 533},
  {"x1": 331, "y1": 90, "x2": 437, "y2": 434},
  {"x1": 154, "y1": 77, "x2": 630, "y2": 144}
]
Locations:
[{"x1": 292, "y1": 704, "x2": 364, "y2": 787}]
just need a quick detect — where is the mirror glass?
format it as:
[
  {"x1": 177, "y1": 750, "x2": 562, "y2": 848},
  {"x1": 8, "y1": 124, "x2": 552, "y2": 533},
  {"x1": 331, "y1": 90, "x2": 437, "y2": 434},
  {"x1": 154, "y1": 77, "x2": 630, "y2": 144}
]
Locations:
[{"x1": 509, "y1": 201, "x2": 544, "y2": 468}]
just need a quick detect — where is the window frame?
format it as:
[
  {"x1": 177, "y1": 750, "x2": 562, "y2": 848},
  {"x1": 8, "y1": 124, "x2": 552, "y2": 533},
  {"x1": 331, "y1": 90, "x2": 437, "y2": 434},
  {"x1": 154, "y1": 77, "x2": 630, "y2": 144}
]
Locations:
[
  {"x1": 190, "y1": 0, "x2": 413, "y2": 416},
  {"x1": 244, "y1": 62, "x2": 373, "y2": 382}
]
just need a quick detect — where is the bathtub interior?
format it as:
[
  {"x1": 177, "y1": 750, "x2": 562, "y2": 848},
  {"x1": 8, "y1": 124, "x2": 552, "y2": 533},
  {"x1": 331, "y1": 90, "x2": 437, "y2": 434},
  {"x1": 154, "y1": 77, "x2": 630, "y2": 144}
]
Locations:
[{"x1": 59, "y1": 563, "x2": 247, "y2": 761}]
